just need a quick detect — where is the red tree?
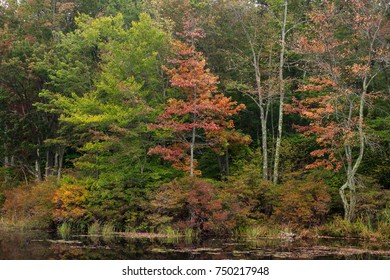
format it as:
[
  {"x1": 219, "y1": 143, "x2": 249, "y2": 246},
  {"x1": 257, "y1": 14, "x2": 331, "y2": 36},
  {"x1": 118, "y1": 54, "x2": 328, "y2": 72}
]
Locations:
[{"x1": 149, "y1": 15, "x2": 248, "y2": 176}]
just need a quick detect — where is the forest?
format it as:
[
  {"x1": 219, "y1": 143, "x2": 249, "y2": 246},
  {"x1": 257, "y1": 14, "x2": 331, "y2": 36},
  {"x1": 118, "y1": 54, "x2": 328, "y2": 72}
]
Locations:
[{"x1": 0, "y1": 0, "x2": 389, "y2": 240}]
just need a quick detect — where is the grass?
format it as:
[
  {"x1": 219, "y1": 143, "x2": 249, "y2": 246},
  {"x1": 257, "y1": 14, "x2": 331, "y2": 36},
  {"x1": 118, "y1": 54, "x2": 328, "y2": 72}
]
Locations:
[
  {"x1": 234, "y1": 224, "x2": 281, "y2": 239},
  {"x1": 102, "y1": 222, "x2": 116, "y2": 238},
  {"x1": 88, "y1": 221, "x2": 101, "y2": 235},
  {"x1": 57, "y1": 222, "x2": 72, "y2": 239},
  {"x1": 159, "y1": 226, "x2": 181, "y2": 243},
  {"x1": 317, "y1": 215, "x2": 390, "y2": 240},
  {"x1": 0, "y1": 217, "x2": 34, "y2": 231},
  {"x1": 161, "y1": 226, "x2": 180, "y2": 237},
  {"x1": 184, "y1": 228, "x2": 199, "y2": 243}
]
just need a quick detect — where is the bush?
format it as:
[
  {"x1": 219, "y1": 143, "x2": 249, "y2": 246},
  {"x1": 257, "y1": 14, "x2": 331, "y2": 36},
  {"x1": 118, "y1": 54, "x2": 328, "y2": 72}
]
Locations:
[
  {"x1": 149, "y1": 176, "x2": 248, "y2": 234},
  {"x1": 355, "y1": 178, "x2": 390, "y2": 221},
  {"x1": 225, "y1": 171, "x2": 274, "y2": 222},
  {"x1": 2, "y1": 179, "x2": 58, "y2": 228},
  {"x1": 272, "y1": 173, "x2": 331, "y2": 227},
  {"x1": 227, "y1": 149, "x2": 276, "y2": 221},
  {"x1": 86, "y1": 182, "x2": 149, "y2": 230},
  {"x1": 52, "y1": 183, "x2": 89, "y2": 224}
]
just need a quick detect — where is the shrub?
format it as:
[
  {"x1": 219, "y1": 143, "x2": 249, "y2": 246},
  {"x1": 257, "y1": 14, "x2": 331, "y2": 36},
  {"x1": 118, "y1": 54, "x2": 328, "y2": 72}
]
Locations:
[
  {"x1": 149, "y1": 176, "x2": 247, "y2": 234},
  {"x1": 2, "y1": 179, "x2": 57, "y2": 228},
  {"x1": 88, "y1": 221, "x2": 101, "y2": 235},
  {"x1": 273, "y1": 173, "x2": 331, "y2": 227},
  {"x1": 226, "y1": 149, "x2": 276, "y2": 221},
  {"x1": 225, "y1": 171, "x2": 274, "y2": 222},
  {"x1": 52, "y1": 183, "x2": 89, "y2": 223},
  {"x1": 86, "y1": 181, "x2": 150, "y2": 230},
  {"x1": 0, "y1": 166, "x2": 25, "y2": 190},
  {"x1": 355, "y1": 178, "x2": 390, "y2": 221}
]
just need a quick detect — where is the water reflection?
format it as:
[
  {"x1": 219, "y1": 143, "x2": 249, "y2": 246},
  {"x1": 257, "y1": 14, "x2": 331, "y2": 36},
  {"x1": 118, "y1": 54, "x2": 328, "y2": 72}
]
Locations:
[{"x1": 0, "y1": 230, "x2": 389, "y2": 260}]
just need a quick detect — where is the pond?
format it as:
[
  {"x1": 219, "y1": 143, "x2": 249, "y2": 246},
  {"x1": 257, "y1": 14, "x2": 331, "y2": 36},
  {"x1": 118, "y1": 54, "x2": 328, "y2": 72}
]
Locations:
[{"x1": 1, "y1": 229, "x2": 390, "y2": 260}]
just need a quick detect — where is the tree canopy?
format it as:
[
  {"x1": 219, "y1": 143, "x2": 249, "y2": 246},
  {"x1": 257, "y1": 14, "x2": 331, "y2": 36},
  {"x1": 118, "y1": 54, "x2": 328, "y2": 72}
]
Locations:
[{"x1": 0, "y1": 0, "x2": 389, "y2": 234}]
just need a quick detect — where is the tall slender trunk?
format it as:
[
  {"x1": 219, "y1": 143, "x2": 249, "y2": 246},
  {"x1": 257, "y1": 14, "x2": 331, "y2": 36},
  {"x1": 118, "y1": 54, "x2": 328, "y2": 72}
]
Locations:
[
  {"x1": 254, "y1": 59, "x2": 268, "y2": 180},
  {"x1": 190, "y1": 84, "x2": 197, "y2": 177},
  {"x1": 35, "y1": 148, "x2": 42, "y2": 181},
  {"x1": 340, "y1": 82, "x2": 366, "y2": 222},
  {"x1": 260, "y1": 109, "x2": 268, "y2": 180},
  {"x1": 237, "y1": 8, "x2": 270, "y2": 180},
  {"x1": 45, "y1": 150, "x2": 51, "y2": 177},
  {"x1": 273, "y1": 0, "x2": 288, "y2": 185},
  {"x1": 338, "y1": 6, "x2": 383, "y2": 220},
  {"x1": 225, "y1": 149, "x2": 230, "y2": 177},
  {"x1": 57, "y1": 146, "x2": 64, "y2": 181}
]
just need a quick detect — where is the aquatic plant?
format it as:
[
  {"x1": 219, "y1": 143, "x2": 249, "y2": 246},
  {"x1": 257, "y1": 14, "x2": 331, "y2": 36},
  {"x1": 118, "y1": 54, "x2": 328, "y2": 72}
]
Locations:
[
  {"x1": 184, "y1": 228, "x2": 199, "y2": 243},
  {"x1": 234, "y1": 224, "x2": 280, "y2": 239},
  {"x1": 88, "y1": 221, "x2": 101, "y2": 235},
  {"x1": 102, "y1": 222, "x2": 116, "y2": 237},
  {"x1": 57, "y1": 222, "x2": 72, "y2": 239}
]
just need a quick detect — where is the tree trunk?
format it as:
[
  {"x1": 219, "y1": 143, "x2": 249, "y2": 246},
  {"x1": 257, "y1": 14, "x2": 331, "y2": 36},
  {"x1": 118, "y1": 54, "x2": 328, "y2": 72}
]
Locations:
[
  {"x1": 254, "y1": 58, "x2": 268, "y2": 180},
  {"x1": 273, "y1": 0, "x2": 288, "y2": 185},
  {"x1": 260, "y1": 108, "x2": 268, "y2": 180},
  {"x1": 217, "y1": 154, "x2": 224, "y2": 177},
  {"x1": 238, "y1": 7, "x2": 270, "y2": 180},
  {"x1": 225, "y1": 149, "x2": 230, "y2": 177},
  {"x1": 45, "y1": 150, "x2": 51, "y2": 177},
  {"x1": 190, "y1": 84, "x2": 197, "y2": 177},
  {"x1": 340, "y1": 83, "x2": 367, "y2": 222},
  {"x1": 35, "y1": 148, "x2": 43, "y2": 182},
  {"x1": 57, "y1": 146, "x2": 64, "y2": 181}
]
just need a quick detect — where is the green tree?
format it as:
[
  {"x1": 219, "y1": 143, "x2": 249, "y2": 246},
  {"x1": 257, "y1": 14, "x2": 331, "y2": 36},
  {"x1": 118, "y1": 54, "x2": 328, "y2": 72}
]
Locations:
[{"x1": 39, "y1": 13, "x2": 173, "y2": 227}]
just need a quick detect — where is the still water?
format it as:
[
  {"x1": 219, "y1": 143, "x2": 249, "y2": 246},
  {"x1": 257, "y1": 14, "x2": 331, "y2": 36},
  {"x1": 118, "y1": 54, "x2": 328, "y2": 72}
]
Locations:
[{"x1": 1, "y1": 230, "x2": 390, "y2": 260}]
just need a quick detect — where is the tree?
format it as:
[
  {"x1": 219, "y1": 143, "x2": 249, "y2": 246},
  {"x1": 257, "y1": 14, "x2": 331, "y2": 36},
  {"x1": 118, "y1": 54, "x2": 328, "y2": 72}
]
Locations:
[
  {"x1": 0, "y1": 0, "x2": 57, "y2": 182},
  {"x1": 273, "y1": 0, "x2": 288, "y2": 185},
  {"x1": 149, "y1": 14, "x2": 248, "y2": 177},
  {"x1": 227, "y1": 1, "x2": 277, "y2": 180},
  {"x1": 291, "y1": 0, "x2": 389, "y2": 221},
  {"x1": 193, "y1": 0, "x2": 306, "y2": 182},
  {"x1": 39, "y1": 13, "x2": 173, "y2": 227}
]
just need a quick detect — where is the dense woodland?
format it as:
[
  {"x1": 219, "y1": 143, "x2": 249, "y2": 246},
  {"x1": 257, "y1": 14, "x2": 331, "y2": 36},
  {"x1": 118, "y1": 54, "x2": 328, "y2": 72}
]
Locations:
[{"x1": 0, "y1": 0, "x2": 389, "y2": 238}]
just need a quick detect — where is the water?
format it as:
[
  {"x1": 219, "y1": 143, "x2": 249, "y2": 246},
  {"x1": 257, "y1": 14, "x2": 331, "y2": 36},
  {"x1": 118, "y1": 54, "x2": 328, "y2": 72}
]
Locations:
[{"x1": 1, "y1": 230, "x2": 390, "y2": 260}]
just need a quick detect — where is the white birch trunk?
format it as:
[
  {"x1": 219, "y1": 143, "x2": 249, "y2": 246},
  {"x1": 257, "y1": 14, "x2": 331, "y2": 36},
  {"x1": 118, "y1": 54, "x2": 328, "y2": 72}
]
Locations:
[{"x1": 273, "y1": 0, "x2": 288, "y2": 185}]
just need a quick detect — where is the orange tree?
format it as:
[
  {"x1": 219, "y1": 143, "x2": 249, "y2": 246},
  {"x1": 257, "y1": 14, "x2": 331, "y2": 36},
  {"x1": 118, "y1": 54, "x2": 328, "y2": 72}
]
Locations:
[
  {"x1": 149, "y1": 14, "x2": 249, "y2": 177},
  {"x1": 289, "y1": 0, "x2": 388, "y2": 221}
]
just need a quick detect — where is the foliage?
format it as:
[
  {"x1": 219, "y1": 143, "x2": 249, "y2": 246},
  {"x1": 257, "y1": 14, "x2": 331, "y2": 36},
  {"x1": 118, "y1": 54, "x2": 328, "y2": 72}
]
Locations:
[
  {"x1": 272, "y1": 173, "x2": 331, "y2": 227},
  {"x1": 149, "y1": 13, "x2": 249, "y2": 175},
  {"x1": 57, "y1": 222, "x2": 72, "y2": 239},
  {"x1": 38, "y1": 13, "x2": 174, "y2": 229},
  {"x1": 227, "y1": 149, "x2": 275, "y2": 221},
  {"x1": 52, "y1": 183, "x2": 89, "y2": 224},
  {"x1": 318, "y1": 215, "x2": 390, "y2": 240},
  {"x1": 149, "y1": 177, "x2": 248, "y2": 233},
  {"x1": 354, "y1": 178, "x2": 390, "y2": 221},
  {"x1": 0, "y1": 0, "x2": 389, "y2": 236},
  {"x1": 1, "y1": 180, "x2": 57, "y2": 228}
]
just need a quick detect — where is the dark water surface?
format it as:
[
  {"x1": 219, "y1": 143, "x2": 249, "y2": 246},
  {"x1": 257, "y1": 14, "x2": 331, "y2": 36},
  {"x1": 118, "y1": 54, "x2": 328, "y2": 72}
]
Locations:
[{"x1": 1, "y1": 230, "x2": 390, "y2": 260}]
